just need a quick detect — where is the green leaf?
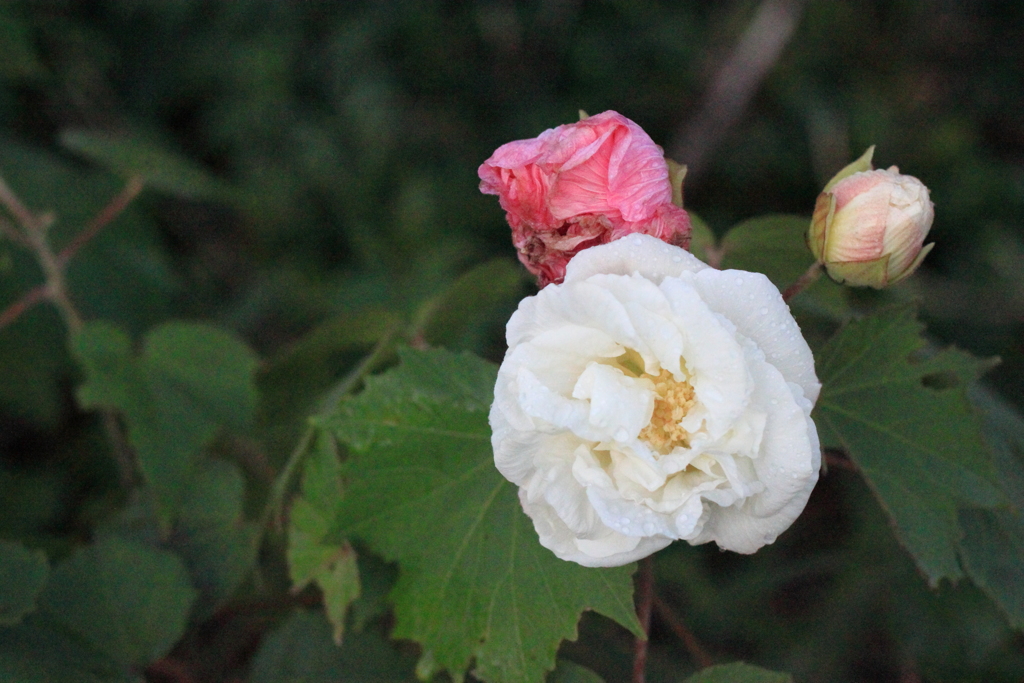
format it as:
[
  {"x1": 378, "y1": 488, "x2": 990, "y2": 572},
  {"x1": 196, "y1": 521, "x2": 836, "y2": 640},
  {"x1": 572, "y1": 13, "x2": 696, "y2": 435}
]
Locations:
[
  {"x1": 59, "y1": 129, "x2": 228, "y2": 200},
  {"x1": 257, "y1": 307, "x2": 402, "y2": 455},
  {"x1": 682, "y1": 663, "x2": 793, "y2": 683},
  {"x1": 814, "y1": 305, "x2": 1002, "y2": 584},
  {"x1": 700, "y1": 213, "x2": 849, "y2": 322},
  {"x1": 0, "y1": 620, "x2": 136, "y2": 683},
  {"x1": 321, "y1": 348, "x2": 642, "y2": 683},
  {"x1": 72, "y1": 321, "x2": 259, "y2": 522},
  {"x1": 957, "y1": 508, "x2": 1024, "y2": 629},
  {"x1": 37, "y1": 535, "x2": 197, "y2": 669},
  {"x1": 260, "y1": 308, "x2": 401, "y2": 414},
  {"x1": 719, "y1": 214, "x2": 814, "y2": 291},
  {"x1": 0, "y1": 137, "x2": 175, "y2": 425},
  {"x1": 248, "y1": 609, "x2": 417, "y2": 683},
  {"x1": 170, "y1": 459, "x2": 258, "y2": 621},
  {"x1": 0, "y1": 540, "x2": 48, "y2": 626},
  {"x1": 288, "y1": 431, "x2": 361, "y2": 644},
  {"x1": 421, "y1": 257, "x2": 527, "y2": 351},
  {"x1": 970, "y1": 385, "x2": 1024, "y2": 511},
  {"x1": 548, "y1": 660, "x2": 605, "y2": 683},
  {"x1": 957, "y1": 386, "x2": 1024, "y2": 629}
]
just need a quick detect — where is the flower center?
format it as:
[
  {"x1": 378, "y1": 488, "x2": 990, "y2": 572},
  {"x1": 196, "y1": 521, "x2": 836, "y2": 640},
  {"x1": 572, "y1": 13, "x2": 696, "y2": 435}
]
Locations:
[
  {"x1": 613, "y1": 351, "x2": 696, "y2": 454},
  {"x1": 639, "y1": 369, "x2": 696, "y2": 453}
]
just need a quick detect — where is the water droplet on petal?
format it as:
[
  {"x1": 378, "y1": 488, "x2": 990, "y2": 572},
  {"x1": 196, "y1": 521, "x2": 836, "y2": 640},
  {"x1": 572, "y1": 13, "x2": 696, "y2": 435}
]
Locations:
[
  {"x1": 672, "y1": 256, "x2": 682, "y2": 263},
  {"x1": 735, "y1": 277, "x2": 743, "y2": 286},
  {"x1": 614, "y1": 428, "x2": 629, "y2": 442},
  {"x1": 760, "y1": 307, "x2": 769, "y2": 315}
]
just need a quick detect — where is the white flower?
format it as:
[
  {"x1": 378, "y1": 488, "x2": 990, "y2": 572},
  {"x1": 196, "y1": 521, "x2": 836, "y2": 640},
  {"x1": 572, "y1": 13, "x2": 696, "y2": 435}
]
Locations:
[{"x1": 490, "y1": 234, "x2": 821, "y2": 567}]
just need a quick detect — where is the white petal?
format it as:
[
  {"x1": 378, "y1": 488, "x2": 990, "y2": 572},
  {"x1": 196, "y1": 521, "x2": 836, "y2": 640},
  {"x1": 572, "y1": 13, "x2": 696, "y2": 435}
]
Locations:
[
  {"x1": 564, "y1": 233, "x2": 708, "y2": 285},
  {"x1": 509, "y1": 324, "x2": 622, "y2": 395},
  {"x1": 491, "y1": 235, "x2": 822, "y2": 566},
  {"x1": 515, "y1": 366, "x2": 603, "y2": 441},
  {"x1": 572, "y1": 362, "x2": 654, "y2": 442},
  {"x1": 687, "y1": 268, "x2": 820, "y2": 404},
  {"x1": 691, "y1": 346, "x2": 819, "y2": 552},
  {"x1": 520, "y1": 487, "x2": 671, "y2": 567},
  {"x1": 659, "y1": 276, "x2": 750, "y2": 439}
]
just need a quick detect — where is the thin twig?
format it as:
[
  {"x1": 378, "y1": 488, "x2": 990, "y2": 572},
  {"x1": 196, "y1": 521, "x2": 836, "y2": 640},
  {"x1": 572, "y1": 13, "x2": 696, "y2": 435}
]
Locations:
[
  {"x1": 16, "y1": 213, "x2": 82, "y2": 335},
  {"x1": 0, "y1": 173, "x2": 139, "y2": 486},
  {"x1": 57, "y1": 176, "x2": 145, "y2": 266},
  {"x1": 0, "y1": 285, "x2": 48, "y2": 331},
  {"x1": 0, "y1": 215, "x2": 29, "y2": 247},
  {"x1": 256, "y1": 327, "x2": 399, "y2": 544},
  {"x1": 653, "y1": 594, "x2": 714, "y2": 669},
  {"x1": 257, "y1": 426, "x2": 315, "y2": 539},
  {"x1": 0, "y1": 174, "x2": 43, "y2": 232},
  {"x1": 669, "y1": 0, "x2": 806, "y2": 181},
  {"x1": 782, "y1": 261, "x2": 823, "y2": 303},
  {"x1": 632, "y1": 556, "x2": 655, "y2": 683},
  {"x1": 317, "y1": 324, "x2": 398, "y2": 414}
]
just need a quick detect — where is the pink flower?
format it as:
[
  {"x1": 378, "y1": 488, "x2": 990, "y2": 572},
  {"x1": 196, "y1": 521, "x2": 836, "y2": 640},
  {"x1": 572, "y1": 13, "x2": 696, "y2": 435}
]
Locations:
[{"x1": 479, "y1": 111, "x2": 691, "y2": 286}]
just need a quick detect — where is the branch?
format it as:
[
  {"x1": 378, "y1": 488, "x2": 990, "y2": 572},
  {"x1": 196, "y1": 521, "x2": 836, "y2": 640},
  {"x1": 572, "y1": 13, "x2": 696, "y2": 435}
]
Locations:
[
  {"x1": 0, "y1": 215, "x2": 29, "y2": 247},
  {"x1": 256, "y1": 326, "x2": 399, "y2": 546},
  {"x1": 0, "y1": 174, "x2": 43, "y2": 233},
  {"x1": 0, "y1": 285, "x2": 48, "y2": 332},
  {"x1": 0, "y1": 172, "x2": 140, "y2": 486},
  {"x1": 669, "y1": 0, "x2": 806, "y2": 181},
  {"x1": 653, "y1": 594, "x2": 714, "y2": 669},
  {"x1": 782, "y1": 261, "x2": 823, "y2": 303},
  {"x1": 57, "y1": 176, "x2": 145, "y2": 266},
  {"x1": 632, "y1": 556, "x2": 655, "y2": 683}
]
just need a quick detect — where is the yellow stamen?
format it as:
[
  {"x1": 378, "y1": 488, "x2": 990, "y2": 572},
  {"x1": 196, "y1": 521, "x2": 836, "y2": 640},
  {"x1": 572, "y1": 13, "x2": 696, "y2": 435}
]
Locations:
[{"x1": 638, "y1": 368, "x2": 696, "y2": 453}]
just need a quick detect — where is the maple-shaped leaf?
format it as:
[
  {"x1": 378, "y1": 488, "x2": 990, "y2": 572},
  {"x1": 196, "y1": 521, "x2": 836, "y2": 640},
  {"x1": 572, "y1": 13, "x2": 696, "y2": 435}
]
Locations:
[
  {"x1": 319, "y1": 348, "x2": 641, "y2": 683},
  {"x1": 288, "y1": 431, "x2": 361, "y2": 644},
  {"x1": 814, "y1": 305, "x2": 1002, "y2": 585}
]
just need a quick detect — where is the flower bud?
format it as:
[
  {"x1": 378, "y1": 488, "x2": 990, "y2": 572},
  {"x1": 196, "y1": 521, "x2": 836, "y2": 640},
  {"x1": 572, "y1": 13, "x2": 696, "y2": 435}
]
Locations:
[{"x1": 809, "y1": 148, "x2": 934, "y2": 288}]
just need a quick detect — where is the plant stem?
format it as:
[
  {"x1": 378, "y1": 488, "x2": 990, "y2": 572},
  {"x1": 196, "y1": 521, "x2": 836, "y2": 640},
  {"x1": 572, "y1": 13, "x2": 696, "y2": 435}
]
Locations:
[
  {"x1": 256, "y1": 327, "x2": 399, "y2": 544},
  {"x1": 632, "y1": 556, "x2": 655, "y2": 683},
  {"x1": 0, "y1": 173, "x2": 145, "y2": 486},
  {"x1": 0, "y1": 285, "x2": 48, "y2": 332},
  {"x1": 258, "y1": 426, "x2": 315, "y2": 537},
  {"x1": 0, "y1": 174, "x2": 43, "y2": 233},
  {"x1": 57, "y1": 176, "x2": 145, "y2": 266},
  {"x1": 0, "y1": 216, "x2": 30, "y2": 247},
  {"x1": 782, "y1": 261, "x2": 823, "y2": 302},
  {"x1": 317, "y1": 324, "x2": 398, "y2": 414},
  {"x1": 653, "y1": 594, "x2": 714, "y2": 669}
]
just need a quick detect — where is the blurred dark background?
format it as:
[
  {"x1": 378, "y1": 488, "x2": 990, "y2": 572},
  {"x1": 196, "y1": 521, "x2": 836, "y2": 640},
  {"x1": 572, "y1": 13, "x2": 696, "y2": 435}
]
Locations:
[{"x1": 1, "y1": 1, "x2": 1023, "y2": 681}]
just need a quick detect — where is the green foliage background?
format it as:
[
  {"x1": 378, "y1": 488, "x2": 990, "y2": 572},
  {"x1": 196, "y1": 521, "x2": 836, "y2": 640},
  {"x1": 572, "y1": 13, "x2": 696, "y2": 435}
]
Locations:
[{"x1": 1, "y1": 1, "x2": 1023, "y2": 681}]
